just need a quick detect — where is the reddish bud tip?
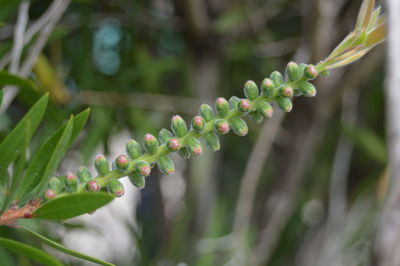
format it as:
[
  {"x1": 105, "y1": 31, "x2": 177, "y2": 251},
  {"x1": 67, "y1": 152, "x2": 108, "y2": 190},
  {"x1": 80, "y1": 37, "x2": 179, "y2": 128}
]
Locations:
[
  {"x1": 192, "y1": 147, "x2": 203, "y2": 155},
  {"x1": 139, "y1": 165, "x2": 151, "y2": 176},
  {"x1": 86, "y1": 180, "x2": 101, "y2": 192},
  {"x1": 144, "y1": 133, "x2": 156, "y2": 141},
  {"x1": 66, "y1": 172, "x2": 77, "y2": 181},
  {"x1": 167, "y1": 138, "x2": 182, "y2": 151},
  {"x1": 24, "y1": 212, "x2": 33, "y2": 219},
  {"x1": 281, "y1": 86, "x2": 294, "y2": 98},
  {"x1": 115, "y1": 154, "x2": 130, "y2": 170},
  {"x1": 238, "y1": 99, "x2": 251, "y2": 112},
  {"x1": 44, "y1": 189, "x2": 56, "y2": 200}
]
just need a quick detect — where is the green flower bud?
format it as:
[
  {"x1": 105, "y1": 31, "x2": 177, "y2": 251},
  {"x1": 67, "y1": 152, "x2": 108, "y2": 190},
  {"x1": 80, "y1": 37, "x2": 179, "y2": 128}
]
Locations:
[
  {"x1": 214, "y1": 119, "x2": 230, "y2": 135},
  {"x1": 171, "y1": 115, "x2": 188, "y2": 137},
  {"x1": 65, "y1": 172, "x2": 78, "y2": 192},
  {"x1": 244, "y1": 80, "x2": 259, "y2": 100},
  {"x1": 178, "y1": 147, "x2": 191, "y2": 159},
  {"x1": 86, "y1": 180, "x2": 101, "y2": 192},
  {"x1": 95, "y1": 154, "x2": 110, "y2": 176},
  {"x1": 270, "y1": 71, "x2": 283, "y2": 87},
  {"x1": 186, "y1": 137, "x2": 202, "y2": 156},
  {"x1": 44, "y1": 189, "x2": 57, "y2": 200},
  {"x1": 191, "y1": 115, "x2": 206, "y2": 133},
  {"x1": 238, "y1": 99, "x2": 252, "y2": 113},
  {"x1": 299, "y1": 81, "x2": 317, "y2": 97},
  {"x1": 205, "y1": 132, "x2": 220, "y2": 151},
  {"x1": 229, "y1": 96, "x2": 240, "y2": 110},
  {"x1": 158, "y1": 128, "x2": 174, "y2": 144},
  {"x1": 215, "y1": 97, "x2": 230, "y2": 117},
  {"x1": 128, "y1": 173, "x2": 145, "y2": 189},
  {"x1": 280, "y1": 85, "x2": 294, "y2": 98},
  {"x1": 77, "y1": 166, "x2": 92, "y2": 183},
  {"x1": 304, "y1": 64, "x2": 318, "y2": 79},
  {"x1": 256, "y1": 101, "x2": 273, "y2": 118},
  {"x1": 261, "y1": 78, "x2": 275, "y2": 97},
  {"x1": 276, "y1": 97, "x2": 293, "y2": 112},
  {"x1": 134, "y1": 160, "x2": 151, "y2": 176},
  {"x1": 144, "y1": 133, "x2": 159, "y2": 154},
  {"x1": 167, "y1": 138, "x2": 182, "y2": 152},
  {"x1": 157, "y1": 155, "x2": 175, "y2": 175},
  {"x1": 248, "y1": 111, "x2": 264, "y2": 124},
  {"x1": 115, "y1": 154, "x2": 130, "y2": 171},
  {"x1": 229, "y1": 117, "x2": 248, "y2": 136},
  {"x1": 286, "y1": 61, "x2": 300, "y2": 81},
  {"x1": 49, "y1": 177, "x2": 62, "y2": 194},
  {"x1": 299, "y1": 63, "x2": 308, "y2": 74},
  {"x1": 199, "y1": 104, "x2": 214, "y2": 122},
  {"x1": 126, "y1": 139, "x2": 142, "y2": 159},
  {"x1": 107, "y1": 179, "x2": 125, "y2": 197}
]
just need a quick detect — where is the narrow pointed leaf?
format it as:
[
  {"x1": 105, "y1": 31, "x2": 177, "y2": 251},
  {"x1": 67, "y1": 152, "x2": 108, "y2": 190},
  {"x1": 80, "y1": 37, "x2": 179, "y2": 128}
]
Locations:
[
  {"x1": 325, "y1": 48, "x2": 370, "y2": 69},
  {"x1": 367, "y1": 7, "x2": 381, "y2": 31},
  {"x1": 356, "y1": 0, "x2": 375, "y2": 30},
  {"x1": 0, "y1": 71, "x2": 38, "y2": 91},
  {"x1": 33, "y1": 192, "x2": 114, "y2": 220},
  {"x1": 365, "y1": 23, "x2": 386, "y2": 47},
  {"x1": 0, "y1": 94, "x2": 48, "y2": 183},
  {"x1": 31, "y1": 117, "x2": 74, "y2": 197},
  {"x1": 327, "y1": 32, "x2": 358, "y2": 60},
  {"x1": 0, "y1": 237, "x2": 63, "y2": 266},
  {"x1": 22, "y1": 227, "x2": 115, "y2": 266},
  {"x1": 17, "y1": 109, "x2": 90, "y2": 200}
]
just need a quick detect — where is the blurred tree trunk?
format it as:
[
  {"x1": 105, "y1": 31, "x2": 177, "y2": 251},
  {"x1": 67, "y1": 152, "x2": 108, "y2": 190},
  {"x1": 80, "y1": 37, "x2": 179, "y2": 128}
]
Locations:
[{"x1": 374, "y1": 0, "x2": 400, "y2": 265}]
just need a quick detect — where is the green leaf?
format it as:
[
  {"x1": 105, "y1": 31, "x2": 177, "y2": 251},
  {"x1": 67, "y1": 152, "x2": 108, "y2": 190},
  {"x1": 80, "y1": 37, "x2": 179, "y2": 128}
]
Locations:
[
  {"x1": 22, "y1": 227, "x2": 115, "y2": 266},
  {"x1": 33, "y1": 192, "x2": 114, "y2": 220},
  {"x1": 0, "y1": 237, "x2": 63, "y2": 266},
  {"x1": 0, "y1": 133, "x2": 28, "y2": 214},
  {"x1": 31, "y1": 117, "x2": 74, "y2": 197},
  {"x1": 0, "y1": 71, "x2": 38, "y2": 91},
  {"x1": 0, "y1": 94, "x2": 48, "y2": 184},
  {"x1": 17, "y1": 109, "x2": 90, "y2": 200}
]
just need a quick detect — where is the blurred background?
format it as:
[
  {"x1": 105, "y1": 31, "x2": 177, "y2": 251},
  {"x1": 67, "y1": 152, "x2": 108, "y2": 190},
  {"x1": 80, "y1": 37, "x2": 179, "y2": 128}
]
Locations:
[{"x1": 0, "y1": 0, "x2": 388, "y2": 265}]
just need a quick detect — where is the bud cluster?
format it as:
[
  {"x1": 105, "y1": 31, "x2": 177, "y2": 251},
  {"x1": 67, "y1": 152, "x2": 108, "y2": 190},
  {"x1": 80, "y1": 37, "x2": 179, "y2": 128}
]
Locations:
[{"x1": 42, "y1": 62, "x2": 323, "y2": 202}]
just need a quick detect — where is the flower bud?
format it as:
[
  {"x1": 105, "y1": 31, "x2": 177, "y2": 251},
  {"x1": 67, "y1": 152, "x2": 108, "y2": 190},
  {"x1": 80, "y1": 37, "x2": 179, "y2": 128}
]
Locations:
[
  {"x1": 167, "y1": 138, "x2": 182, "y2": 152},
  {"x1": 304, "y1": 64, "x2": 318, "y2": 79},
  {"x1": 115, "y1": 154, "x2": 130, "y2": 171},
  {"x1": 171, "y1": 115, "x2": 188, "y2": 137},
  {"x1": 157, "y1": 155, "x2": 175, "y2": 175},
  {"x1": 256, "y1": 101, "x2": 273, "y2": 118},
  {"x1": 270, "y1": 71, "x2": 283, "y2": 87},
  {"x1": 280, "y1": 85, "x2": 294, "y2": 98},
  {"x1": 229, "y1": 117, "x2": 248, "y2": 136},
  {"x1": 144, "y1": 133, "x2": 159, "y2": 154},
  {"x1": 126, "y1": 139, "x2": 142, "y2": 159},
  {"x1": 205, "y1": 132, "x2": 220, "y2": 151},
  {"x1": 65, "y1": 172, "x2": 78, "y2": 192},
  {"x1": 134, "y1": 160, "x2": 151, "y2": 176},
  {"x1": 276, "y1": 97, "x2": 293, "y2": 112},
  {"x1": 86, "y1": 179, "x2": 101, "y2": 192},
  {"x1": 215, "y1": 97, "x2": 230, "y2": 117},
  {"x1": 158, "y1": 128, "x2": 173, "y2": 144},
  {"x1": 107, "y1": 179, "x2": 125, "y2": 197},
  {"x1": 95, "y1": 154, "x2": 110, "y2": 176},
  {"x1": 77, "y1": 166, "x2": 92, "y2": 183},
  {"x1": 286, "y1": 61, "x2": 300, "y2": 81},
  {"x1": 214, "y1": 119, "x2": 230, "y2": 135},
  {"x1": 244, "y1": 80, "x2": 259, "y2": 100},
  {"x1": 128, "y1": 173, "x2": 145, "y2": 189},
  {"x1": 199, "y1": 104, "x2": 214, "y2": 122},
  {"x1": 178, "y1": 147, "x2": 191, "y2": 159},
  {"x1": 248, "y1": 112, "x2": 263, "y2": 124},
  {"x1": 44, "y1": 189, "x2": 57, "y2": 200},
  {"x1": 191, "y1": 116, "x2": 206, "y2": 133},
  {"x1": 238, "y1": 99, "x2": 252, "y2": 113},
  {"x1": 186, "y1": 137, "x2": 202, "y2": 156},
  {"x1": 49, "y1": 177, "x2": 62, "y2": 194},
  {"x1": 261, "y1": 78, "x2": 275, "y2": 97},
  {"x1": 299, "y1": 81, "x2": 317, "y2": 97},
  {"x1": 229, "y1": 96, "x2": 240, "y2": 110}
]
